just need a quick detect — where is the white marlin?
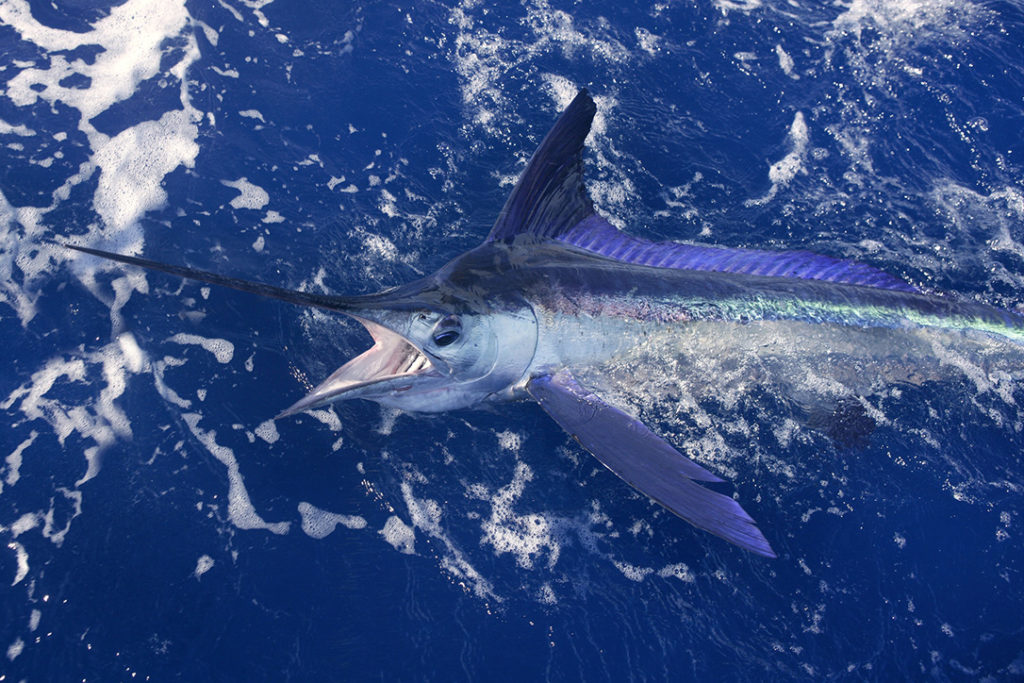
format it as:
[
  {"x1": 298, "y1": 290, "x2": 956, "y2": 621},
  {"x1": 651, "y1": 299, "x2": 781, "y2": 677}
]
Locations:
[{"x1": 65, "y1": 90, "x2": 1024, "y2": 558}]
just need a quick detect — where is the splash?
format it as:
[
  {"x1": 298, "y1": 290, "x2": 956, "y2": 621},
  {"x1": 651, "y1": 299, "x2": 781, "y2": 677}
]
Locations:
[{"x1": 745, "y1": 112, "x2": 809, "y2": 207}]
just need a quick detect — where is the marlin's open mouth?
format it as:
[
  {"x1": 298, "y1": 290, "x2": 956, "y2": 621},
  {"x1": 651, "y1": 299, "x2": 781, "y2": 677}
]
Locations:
[{"x1": 277, "y1": 319, "x2": 437, "y2": 417}]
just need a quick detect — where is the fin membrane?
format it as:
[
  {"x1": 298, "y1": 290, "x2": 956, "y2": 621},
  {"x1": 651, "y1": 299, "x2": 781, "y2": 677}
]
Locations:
[
  {"x1": 486, "y1": 89, "x2": 597, "y2": 243},
  {"x1": 560, "y1": 215, "x2": 918, "y2": 292},
  {"x1": 528, "y1": 369, "x2": 777, "y2": 558},
  {"x1": 487, "y1": 88, "x2": 915, "y2": 292}
]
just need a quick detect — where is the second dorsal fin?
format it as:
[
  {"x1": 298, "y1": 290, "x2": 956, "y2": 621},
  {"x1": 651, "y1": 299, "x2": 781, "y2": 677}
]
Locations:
[{"x1": 559, "y1": 215, "x2": 919, "y2": 292}]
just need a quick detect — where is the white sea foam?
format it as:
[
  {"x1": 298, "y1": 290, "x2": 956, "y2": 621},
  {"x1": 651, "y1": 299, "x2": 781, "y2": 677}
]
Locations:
[
  {"x1": 4, "y1": 490, "x2": 84, "y2": 582},
  {"x1": 92, "y1": 109, "x2": 200, "y2": 238},
  {"x1": 10, "y1": 513, "x2": 39, "y2": 537},
  {"x1": 6, "y1": 637, "x2": 24, "y2": 661},
  {"x1": 0, "y1": 193, "x2": 50, "y2": 324},
  {"x1": 376, "y1": 407, "x2": 401, "y2": 436},
  {"x1": 380, "y1": 515, "x2": 416, "y2": 554},
  {"x1": 9, "y1": 542, "x2": 29, "y2": 586},
  {"x1": 713, "y1": 0, "x2": 762, "y2": 13},
  {"x1": 194, "y1": 554, "x2": 215, "y2": 578},
  {"x1": 658, "y1": 563, "x2": 696, "y2": 582},
  {"x1": 537, "y1": 583, "x2": 557, "y2": 604},
  {"x1": 823, "y1": 0, "x2": 990, "y2": 160},
  {"x1": 449, "y1": 0, "x2": 628, "y2": 139},
  {"x1": 495, "y1": 430, "x2": 523, "y2": 451},
  {"x1": 254, "y1": 420, "x2": 279, "y2": 444},
  {"x1": 182, "y1": 413, "x2": 289, "y2": 535},
  {"x1": 400, "y1": 480, "x2": 498, "y2": 601},
  {"x1": 479, "y1": 462, "x2": 560, "y2": 570},
  {"x1": 236, "y1": 0, "x2": 276, "y2": 28},
  {"x1": 526, "y1": 1, "x2": 630, "y2": 62},
  {"x1": 745, "y1": 111, "x2": 808, "y2": 207},
  {"x1": 1, "y1": 0, "x2": 192, "y2": 123},
  {"x1": 635, "y1": 28, "x2": 660, "y2": 55},
  {"x1": 117, "y1": 333, "x2": 145, "y2": 374},
  {"x1": 808, "y1": 0, "x2": 995, "y2": 239},
  {"x1": 0, "y1": 120, "x2": 33, "y2": 136},
  {"x1": 0, "y1": 0, "x2": 202, "y2": 325},
  {"x1": 361, "y1": 233, "x2": 398, "y2": 261},
  {"x1": 613, "y1": 560, "x2": 655, "y2": 582},
  {"x1": 923, "y1": 182, "x2": 1024, "y2": 301},
  {"x1": 152, "y1": 356, "x2": 192, "y2": 409},
  {"x1": 222, "y1": 177, "x2": 271, "y2": 210},
  {"x1": 42, "y1": 488, "x2": 83, "y2": 546},
  {"x1": 167, "y1": 334, "x2": 235, "y2": 364},
  {"x1": 329, "y1": 176, "x2": 357, "y2": 193},
  {"x1": 448, "y1": 3, "x2": 514, "y2": 131},
  {"x1": 832, "y1": 0, "x2": 979, "y2": 37},
  {"x1": 307, "y1": 409, "x2": 342, "y2": 432},
  {"x1": 217, "y1": 0, "x2": 244, "y2": 23},
  {"x1": 297, "y1": 502, "x2": 367, "y2": 539},
  {"x1": 2, "y1": 340, "x2": 143, "y2": 486},
  {"x1": 775, "y1": 44, "x2": 798, "y2": 79},
  {"x1": 3, "y1": 431, "x2": 37, "y2": 491}
]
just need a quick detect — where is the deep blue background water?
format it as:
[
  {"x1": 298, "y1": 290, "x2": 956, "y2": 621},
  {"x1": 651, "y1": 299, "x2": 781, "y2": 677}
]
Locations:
[{"x1": 3, "y1": 0, "x2": 1024, "y2": 680}]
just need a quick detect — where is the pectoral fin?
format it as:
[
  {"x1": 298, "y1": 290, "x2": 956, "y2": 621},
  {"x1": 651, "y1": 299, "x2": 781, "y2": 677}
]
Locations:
[{"x1": 527, "y1": 370, "x2": 776, "y2": 558}]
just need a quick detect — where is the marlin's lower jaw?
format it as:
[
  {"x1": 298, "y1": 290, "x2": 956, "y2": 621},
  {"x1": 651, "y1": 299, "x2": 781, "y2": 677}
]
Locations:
[{"x1": 277, "y1": 318, "x2": 440, "y2": 418}]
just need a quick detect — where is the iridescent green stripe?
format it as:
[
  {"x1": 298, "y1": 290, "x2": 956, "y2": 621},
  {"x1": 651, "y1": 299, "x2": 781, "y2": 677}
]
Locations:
[{"x1": 683, "y1": 294, "x2": 1024, "y2": 344}]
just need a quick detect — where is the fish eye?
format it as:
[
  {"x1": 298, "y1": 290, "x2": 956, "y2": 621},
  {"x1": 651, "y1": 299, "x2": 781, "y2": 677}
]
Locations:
[
  {"x1": 433, "y1": 330, "x2": 460, "y2": 346},
  {"x1": 431, "y1": 315, "x2": 462, "y2": 347}
]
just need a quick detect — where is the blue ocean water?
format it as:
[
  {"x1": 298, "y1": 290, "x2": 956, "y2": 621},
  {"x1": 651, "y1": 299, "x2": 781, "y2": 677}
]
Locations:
[{"x1": 3, "y1": 0, "x2": 1024, "y2": 679}]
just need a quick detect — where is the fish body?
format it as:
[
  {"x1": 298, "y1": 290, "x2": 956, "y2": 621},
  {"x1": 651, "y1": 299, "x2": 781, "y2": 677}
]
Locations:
[{"x1": 63, "y1": 90, "x2": 1024, "y2": 558}]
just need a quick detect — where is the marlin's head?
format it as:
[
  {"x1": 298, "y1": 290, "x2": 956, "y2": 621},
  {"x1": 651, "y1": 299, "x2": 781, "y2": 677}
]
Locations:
[{"x1": 278, "y1": 256, "x2": 539, "y2": 416}]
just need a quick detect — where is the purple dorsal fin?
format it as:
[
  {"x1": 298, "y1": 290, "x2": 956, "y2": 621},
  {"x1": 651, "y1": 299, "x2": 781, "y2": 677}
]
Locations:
[
  {"x1": 488, "y1": 89, "x2": 917, "y2": 293},
  {"x1": 561, "y1": 216, "x2": 918, "y2": 292},
  {"x1": 486, "y1": 89, "x2": 597, "y2": 243}
]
